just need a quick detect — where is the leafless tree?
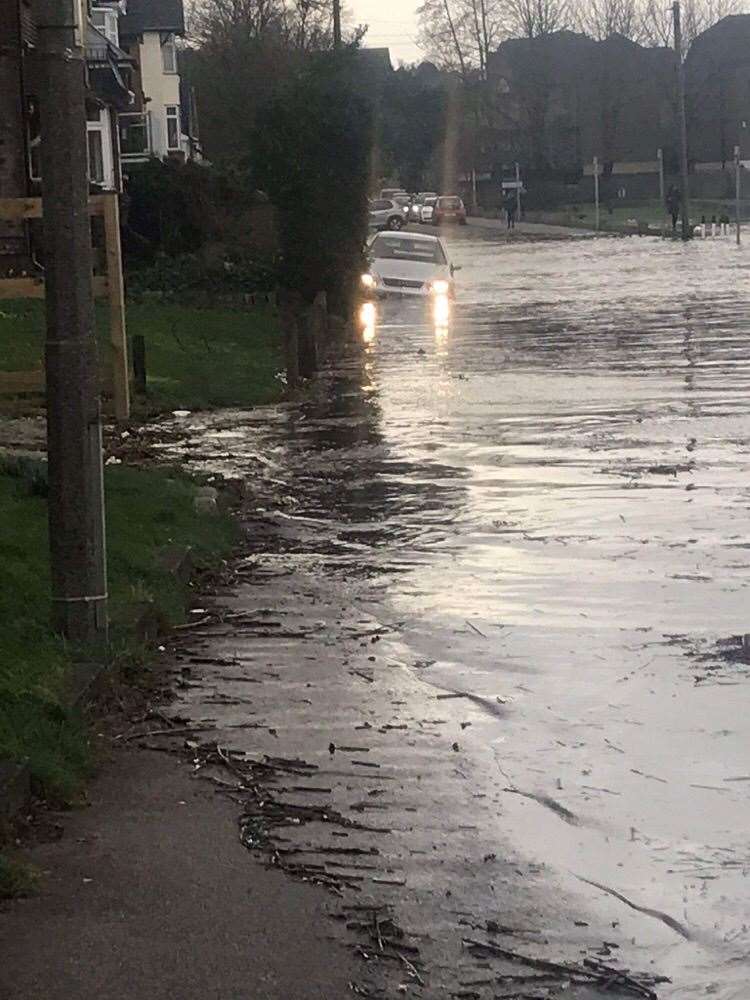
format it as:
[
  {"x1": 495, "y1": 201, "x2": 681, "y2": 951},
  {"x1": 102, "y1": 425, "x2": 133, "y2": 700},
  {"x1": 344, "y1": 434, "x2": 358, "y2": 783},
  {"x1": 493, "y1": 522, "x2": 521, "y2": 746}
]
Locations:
[
  {"x1": 417, "y1": 0, "x2": 507, "y2": 78},
  {"x1": 640, "y1": 0, "x2": 743, "y2": 51},
  {"x1": 188, "y1": 0, "x2": 334, "y2": 49},
  {"x1": 575, "y1": 0, "x2": 645, "y2": 40},
  {"x1": 504, "y1": 0, "x2": 572, "y2": 37}
]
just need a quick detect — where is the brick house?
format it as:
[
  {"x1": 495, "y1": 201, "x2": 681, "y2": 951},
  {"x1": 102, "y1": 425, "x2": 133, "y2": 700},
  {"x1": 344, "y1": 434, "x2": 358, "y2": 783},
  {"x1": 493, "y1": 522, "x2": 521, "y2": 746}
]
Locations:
[
  {"x1": 0, "y1": 0, "x2": 133, "y2": 274},
  {"x1": 0, "y1": 0, "x2": 199, "y2": 275}
]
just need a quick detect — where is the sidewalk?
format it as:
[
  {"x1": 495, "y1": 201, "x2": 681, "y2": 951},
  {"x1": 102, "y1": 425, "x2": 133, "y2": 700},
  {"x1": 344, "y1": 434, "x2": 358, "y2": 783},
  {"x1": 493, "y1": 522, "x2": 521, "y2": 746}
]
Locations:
[
  {"x1": 466, "y1": 215, "x2": 596, "y2": 238},
  {"x1": 0, "y1": 747, "x2": 360, "y2": 1000}
]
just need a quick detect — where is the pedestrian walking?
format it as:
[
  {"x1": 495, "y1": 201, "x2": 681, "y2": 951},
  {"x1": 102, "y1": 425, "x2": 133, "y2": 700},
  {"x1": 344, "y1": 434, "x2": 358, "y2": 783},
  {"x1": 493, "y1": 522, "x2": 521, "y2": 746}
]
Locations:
[
  {"x1": 504, "y1": 191, "x2": 517, "y2": 231},
  {"x1": 666, "y1": 185, "x2": 681, "y2": 233}
]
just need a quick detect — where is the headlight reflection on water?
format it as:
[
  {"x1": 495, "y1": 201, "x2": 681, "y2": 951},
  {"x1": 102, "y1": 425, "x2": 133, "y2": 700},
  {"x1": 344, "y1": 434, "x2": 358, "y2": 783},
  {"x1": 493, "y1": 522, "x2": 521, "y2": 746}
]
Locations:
[
  {"x1": 433, "y1": 293, "x2": 450, "y2": 331},
  {"x1": 359, "y1": 296, "x2": 451, "y2": 345},
  {"x1": 359, "y1": 301, "x2": 377, "y2": 343}
]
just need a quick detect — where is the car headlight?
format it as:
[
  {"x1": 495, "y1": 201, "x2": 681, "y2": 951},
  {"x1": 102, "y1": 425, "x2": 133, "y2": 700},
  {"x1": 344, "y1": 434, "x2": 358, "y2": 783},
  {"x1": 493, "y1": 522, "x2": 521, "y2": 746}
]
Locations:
[
  {"x1": 430, "y1": 279, "x2": 450, "y2": 295},
  {"x1": 361, "y1": 273, "x2": 375, "y2": 289}
]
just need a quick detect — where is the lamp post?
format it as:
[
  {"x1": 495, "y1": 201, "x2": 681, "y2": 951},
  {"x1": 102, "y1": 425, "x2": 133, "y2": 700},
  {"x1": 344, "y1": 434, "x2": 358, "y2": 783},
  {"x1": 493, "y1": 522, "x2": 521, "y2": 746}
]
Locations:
[
  {"x1": 673, "y1": 1, "x2": 692, "y2": 240},
  {"x1": 593, "y1": 156, "x2": 600, "y2": 231}
]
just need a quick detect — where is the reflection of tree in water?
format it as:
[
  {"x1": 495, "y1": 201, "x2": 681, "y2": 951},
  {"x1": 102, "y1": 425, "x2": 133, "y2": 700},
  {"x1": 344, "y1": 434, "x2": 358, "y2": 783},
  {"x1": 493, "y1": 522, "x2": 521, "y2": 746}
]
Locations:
[{"x1": 276, "y1": 355, "x2": 469, "y2": 571}]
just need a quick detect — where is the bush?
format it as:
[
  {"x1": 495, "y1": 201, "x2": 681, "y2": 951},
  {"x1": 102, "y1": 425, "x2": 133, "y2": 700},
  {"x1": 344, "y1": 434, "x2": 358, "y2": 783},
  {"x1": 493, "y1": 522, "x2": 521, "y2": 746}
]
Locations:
[
  {"x1": 251, "y1": 50, "x2": 373, "y2": 315},
  {"x1": 122, "y1": 159, "x2": 277, "y2": 267},
  {"x1": 126, "y1": 251, "x2": 278, "y2": 303}
]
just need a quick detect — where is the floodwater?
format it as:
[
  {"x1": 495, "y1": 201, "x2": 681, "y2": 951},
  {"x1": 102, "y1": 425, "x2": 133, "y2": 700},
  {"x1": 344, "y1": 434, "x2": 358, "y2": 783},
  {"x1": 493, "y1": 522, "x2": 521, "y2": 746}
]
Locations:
[{"x1": 151, "y1": 228, "x2": 750, "y2": 998}]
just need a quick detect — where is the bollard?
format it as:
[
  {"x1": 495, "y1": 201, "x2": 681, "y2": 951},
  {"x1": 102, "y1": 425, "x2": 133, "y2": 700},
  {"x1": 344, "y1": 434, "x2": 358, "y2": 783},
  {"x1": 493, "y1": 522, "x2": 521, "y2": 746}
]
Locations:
[{"x1": 132, "y1": 334, "x2": 147, "y2": 394}]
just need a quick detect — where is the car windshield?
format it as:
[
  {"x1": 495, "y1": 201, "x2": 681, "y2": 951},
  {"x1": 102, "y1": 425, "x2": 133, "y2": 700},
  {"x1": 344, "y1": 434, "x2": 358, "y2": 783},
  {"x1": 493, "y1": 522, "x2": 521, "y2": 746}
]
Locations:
[
  {"x1": 371, "y1": 236, "x2": 446, "y2": 264},
  {"x1": 439, "y1": 197, "x2": 462, "y2": 208},
  {"x1": 424, "y1": 198, "x2": 437, "y2": 206},
  {"x1": 393, "y1": 195, "x2": 410, "y2": 206},
  {"x1": 371, "y1": 200, "x2": 393, "y2": 211}
]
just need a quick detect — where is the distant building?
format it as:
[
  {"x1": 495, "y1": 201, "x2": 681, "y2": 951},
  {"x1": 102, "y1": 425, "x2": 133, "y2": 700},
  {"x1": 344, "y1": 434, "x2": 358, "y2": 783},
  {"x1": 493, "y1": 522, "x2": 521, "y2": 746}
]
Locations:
[
  {"x1": 686, "y1": 14, "x2": 750, "y2": 167},
  {"x1": 487, "y1": 31, "x2": 675, "y2": 178},
  {"x1": 114, "y1": 0, "x2": 200, "y2": 163}
]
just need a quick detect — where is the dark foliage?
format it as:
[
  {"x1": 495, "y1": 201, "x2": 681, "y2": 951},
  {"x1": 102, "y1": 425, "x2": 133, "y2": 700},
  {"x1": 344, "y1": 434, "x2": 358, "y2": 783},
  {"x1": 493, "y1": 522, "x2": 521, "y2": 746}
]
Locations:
[
  {"x1": 251, "y1": 51, "x2": 374, "y2": 314},
  {"x1": 122, "y1": 158, "x2": 259, "y2": 259},
  {"x1": 378, "y1": 68, "x2": 450, "y2": 192}
]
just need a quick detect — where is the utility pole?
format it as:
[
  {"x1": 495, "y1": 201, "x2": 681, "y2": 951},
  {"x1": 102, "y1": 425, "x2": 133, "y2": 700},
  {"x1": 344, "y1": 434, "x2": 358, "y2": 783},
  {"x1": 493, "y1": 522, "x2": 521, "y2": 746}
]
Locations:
[
  {"x1": 735, "y1": 144, "x2": 742, "y2": 245},
  {"x1": 593, "y1": 156, "x2": 600, "y2": 231},
  {"x1": 333, "y1": 0, "x2": 342, "y2": 48},
  {"x1": 35, "y1": 0, "x2": 108, "y2": 643},
  {"x1": 515, "y1": 161, "x2": 522, "y2": 219},
  {"x1": 657, "y1": 147, "x2": 666, "y2": 235},
  {"x1": 673, "y1": 1, "x2": 692, "y2": 241}
]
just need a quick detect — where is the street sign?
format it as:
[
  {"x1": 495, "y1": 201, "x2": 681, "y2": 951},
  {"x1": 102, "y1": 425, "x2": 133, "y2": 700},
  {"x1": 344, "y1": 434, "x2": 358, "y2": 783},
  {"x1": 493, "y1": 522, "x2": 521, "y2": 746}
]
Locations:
[{"x1": 502, "y1": 180, "x2": 523, "y2": 190}]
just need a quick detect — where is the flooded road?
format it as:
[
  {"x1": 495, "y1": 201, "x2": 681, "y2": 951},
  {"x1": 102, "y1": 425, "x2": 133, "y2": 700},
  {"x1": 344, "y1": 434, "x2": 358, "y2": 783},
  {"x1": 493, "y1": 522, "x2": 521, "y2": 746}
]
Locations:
[{"x1": 151, "y1": 229, "x2": 750, "y2": 998}]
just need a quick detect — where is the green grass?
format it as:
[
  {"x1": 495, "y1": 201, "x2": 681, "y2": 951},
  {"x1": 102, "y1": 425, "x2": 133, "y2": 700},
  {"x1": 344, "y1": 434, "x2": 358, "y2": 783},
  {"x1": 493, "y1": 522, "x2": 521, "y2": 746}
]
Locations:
[
  {"x1": 0, "y1": 459, "x2": 237, "y2": 804},
  {"x1": 529, "y1": 198, "x2": 750, "y2": 231},
  {"x1": 0, "y1": 300, "x2": 283, "y2": 412},
  {"x1": 0, "y1": 854, "x2": 40, "y2": 899}
]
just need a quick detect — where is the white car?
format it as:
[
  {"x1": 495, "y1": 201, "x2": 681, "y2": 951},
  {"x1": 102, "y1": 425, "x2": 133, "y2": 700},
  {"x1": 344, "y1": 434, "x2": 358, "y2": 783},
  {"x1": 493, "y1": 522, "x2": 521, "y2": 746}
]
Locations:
[
  {"x1": 410, "y1": 192, "x2": 437, "y2": 223},
  {"x1": 420, "y1": 196, "x2": 438, "y2": 224},
  {"x1": 362, "y1": 231, "x2": 459, "y2": 299},
  {"x1": 368, "y1": 198, "x2": 408, "y2": 231}
]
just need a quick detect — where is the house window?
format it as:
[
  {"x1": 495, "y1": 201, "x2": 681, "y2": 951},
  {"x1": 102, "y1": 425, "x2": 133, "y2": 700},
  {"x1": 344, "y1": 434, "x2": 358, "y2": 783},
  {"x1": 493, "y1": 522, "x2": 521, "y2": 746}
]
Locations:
[
  {"x1": 27, "y1": 98, "x2": 41, "y2": 181},
  {"x1": 86, "y1": 106, "x2": 114, "y2": 188},
  {"x1": 91, "y1": 7, "x2": 119, "y2": 46},
  {"x1": 119, "y1": 112, "x2": 151, "y2": 158},
  {"x1": 166, "y1": 105, "x2": 180, "y2": 151},
  {"x1": 161, "y1": 33, "x2": 177, "y2": 73},
  {"x1": 88, "y1": 130, "x2": 105, "y2": 184}
]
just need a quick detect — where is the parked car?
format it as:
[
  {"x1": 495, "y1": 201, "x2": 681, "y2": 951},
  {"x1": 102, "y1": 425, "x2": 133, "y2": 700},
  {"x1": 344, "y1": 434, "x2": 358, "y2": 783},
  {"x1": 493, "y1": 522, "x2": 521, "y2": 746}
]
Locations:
[
  {"x1": 379, "y1": 187, "x2": 408, "y2": 200},
  {"x1": 392, "y1": 194, "x2": 412, "y2": 220},
  {"x1": 361, "y1": 231, "x2": 460, "y2": 299},
  {"x1": 420, "y1": 196, "x2": 438, "y2": 224},
  {"x1": 409, "y1": 191, "x2": 438, "y2": 222},
  {"x1": 369, "y1": 198, "x2": 407, "y2": 231},
  {"x1": 433, "y1": 195, "x2": 467, "y2": 226}
]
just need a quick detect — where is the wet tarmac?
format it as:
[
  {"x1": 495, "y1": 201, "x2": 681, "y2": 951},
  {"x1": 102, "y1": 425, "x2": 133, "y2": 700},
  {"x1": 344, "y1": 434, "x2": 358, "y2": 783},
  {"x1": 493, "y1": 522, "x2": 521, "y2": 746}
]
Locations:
[{"x1": 146, "y1": 229, "x2": 750, "y2": 999}]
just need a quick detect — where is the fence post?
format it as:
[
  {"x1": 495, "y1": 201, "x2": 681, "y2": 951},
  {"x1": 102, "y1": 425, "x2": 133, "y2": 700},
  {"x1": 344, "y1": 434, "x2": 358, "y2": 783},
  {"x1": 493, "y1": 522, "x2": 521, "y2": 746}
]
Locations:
[
  {"x1": 279, "y1": 289, "x2": 300, "y2": 390},
  {"x1": 735, "y1": 145, "x2": 742, "y2": 246},
  {"x1": 593, "y1": 156, "x2": 600, "y2": 232},
  {"x1": 102, "y1": 193, "x2": 129, "y2": 421},
  {"x1": 132, "y1": 334, "x2": 147, "y2": 393}
]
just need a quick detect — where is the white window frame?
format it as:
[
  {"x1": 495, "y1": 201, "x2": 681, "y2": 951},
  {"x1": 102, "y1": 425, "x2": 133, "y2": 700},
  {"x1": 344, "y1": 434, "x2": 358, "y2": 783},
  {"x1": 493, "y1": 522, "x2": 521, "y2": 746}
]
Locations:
[
  {"x1": 119, "y1": 111, "x2": 153, "y2": 161},
  {"x1": 165, "y1": 104, "x2": 181, "y2": 152},
  {"x1": 91, "y1": 6, "x2": 119, "y2": 46},
  {"x1": 161, "y1": 33, "x2": 178, "y2": 74},
  {"x1": 86, "y1": 107, "x2": 115, "y2": 190}
]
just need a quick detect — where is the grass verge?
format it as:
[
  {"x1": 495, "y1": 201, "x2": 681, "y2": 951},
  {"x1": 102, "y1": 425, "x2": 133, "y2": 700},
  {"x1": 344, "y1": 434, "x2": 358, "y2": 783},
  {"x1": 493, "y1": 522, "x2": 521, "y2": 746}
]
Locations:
[
  {"x1": 0, "y1": 855, "x2": 41, "y2": 898},
  {"x1": 526, "y1": 198, "x2": 750, "y2": 232},
  {"x1": 0, "y1": 300, "x2": 283, "y2": 412},
  {"x1": 0, "y1": 458, "x2": 237, "y2": 809}
]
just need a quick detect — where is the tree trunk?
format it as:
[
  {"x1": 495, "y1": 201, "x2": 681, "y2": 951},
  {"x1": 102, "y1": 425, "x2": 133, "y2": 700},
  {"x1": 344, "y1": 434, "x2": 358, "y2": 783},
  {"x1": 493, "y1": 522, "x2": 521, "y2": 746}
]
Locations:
[{"x1": 278, "y1": 288, "x2": 301, "y2": 390}]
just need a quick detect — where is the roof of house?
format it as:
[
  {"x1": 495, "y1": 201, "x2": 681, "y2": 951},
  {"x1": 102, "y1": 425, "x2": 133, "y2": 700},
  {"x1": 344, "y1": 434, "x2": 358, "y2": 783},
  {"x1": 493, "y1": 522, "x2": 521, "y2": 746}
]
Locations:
[{"x1": 119, "y1": 0, "x2": 185, "y2": 36}]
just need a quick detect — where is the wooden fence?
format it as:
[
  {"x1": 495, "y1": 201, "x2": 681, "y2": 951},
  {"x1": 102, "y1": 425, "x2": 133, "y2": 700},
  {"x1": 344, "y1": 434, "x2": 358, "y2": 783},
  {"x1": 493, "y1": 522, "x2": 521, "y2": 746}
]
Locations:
[{"x1": 0, "y1": 193, "x2": 130, "y2": 421}]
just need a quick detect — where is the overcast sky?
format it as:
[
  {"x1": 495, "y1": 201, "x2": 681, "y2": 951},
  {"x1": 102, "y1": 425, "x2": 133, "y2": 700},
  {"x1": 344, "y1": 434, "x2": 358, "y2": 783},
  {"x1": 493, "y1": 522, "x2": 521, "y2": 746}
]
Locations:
[{"x1": 349, "y1": 0, "x2": 424, "y2": 64}]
